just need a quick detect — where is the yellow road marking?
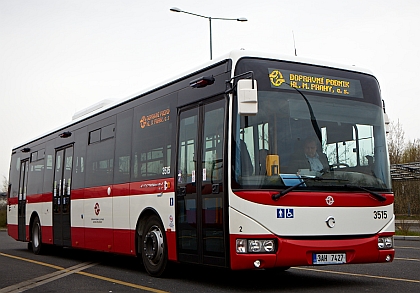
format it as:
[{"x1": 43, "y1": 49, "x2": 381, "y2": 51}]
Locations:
[
  {"x1": 0, "y1": 252, "x2": 63, "y2": 270},
  {"x1": 0, "y1": 252, "x2": 169, "y2": 293},
  {"x1": 292, "y1": 267, "x2": 420, "y2": 283},
  {"x1": 78, "y1": 271, "x2": 169, "y2": 293}
]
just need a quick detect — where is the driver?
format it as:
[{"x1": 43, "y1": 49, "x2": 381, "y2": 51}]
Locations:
[{"x1": 288, "y1": 137, "x2": 329, "y2": 174}]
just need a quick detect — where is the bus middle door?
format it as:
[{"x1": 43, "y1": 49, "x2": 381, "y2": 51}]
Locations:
[{"x1": 53, "y1": 145, "x2": 73, "y2": 246}]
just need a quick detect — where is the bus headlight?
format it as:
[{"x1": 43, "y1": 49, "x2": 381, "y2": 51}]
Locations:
[
  {"x1": 378, "y1": 236, "x2": 393, "y2": 249},
  {"x1": 249, "y1": 240, "x2": 262, "y2": 252},
  {"x1": 236, "y1": 239, "x2": 276, "y2": 254},
  {"x1": 236, "y1": 239, "x2": 247, "y2": 253},
  {"x1": 262, "y1": 240, "x2": 275, "y2": 252}
]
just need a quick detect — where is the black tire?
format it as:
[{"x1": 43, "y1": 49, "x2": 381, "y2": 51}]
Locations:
[
  {"x1": 274, "y1": 266, "x2": 290, "y2": 271},
  {"x1": 267, "y1": 266, "x2": 291, "y2": 272},
  {"x1": 31, "y1": 217, "x2": 43, "y2": 255},
  {"x1": 141, "y1": 215, "x2": 168, "y2": 277}
]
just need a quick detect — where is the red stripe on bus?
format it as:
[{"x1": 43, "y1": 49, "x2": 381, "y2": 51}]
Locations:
[
  {"x1": 71, "y1": 188, "x2": 84, "y2": 200},
  {"x1": 234, "y1": 191, "x2": 393, "y2": 207},
  {"x1": 112, "y1": 183, "x2": 130, "y2": 196},
  {"x1": 71, "y1": 178, "x2": 175, "y2": 200},
  {"x1": 78, "y1": 186, "x2": 109, "y2": 200},
  {"x1": 26, "y1": 193, "x2": 51, "y2": 204},
  {"x1": 8, "y1": 198, "x2": 18, "y2": 205},
  {"x1": 19, "y1": 178, "x2": 175, "y2": 202},
  {"x1": 130, "y1": 178, "x2": 175, "y2": 195}
]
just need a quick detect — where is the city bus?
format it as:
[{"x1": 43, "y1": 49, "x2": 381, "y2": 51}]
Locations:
[{"x1": 7, "y1": 50, "x2": 394, "y2": 276}]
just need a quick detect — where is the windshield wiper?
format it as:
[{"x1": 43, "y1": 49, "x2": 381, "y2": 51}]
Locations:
[
  {"x1": 344, "y1": 185, "x2": 387, "y2": 202},
  {"x1": 285, "y1": 82, "x2": 322, "y2": 143},
  {"x1": 272, "y1": 176, "x2": 347, "y2": 200},
  {"x1": 272, "y1": 180, "x2": 306, "y2": 200}
]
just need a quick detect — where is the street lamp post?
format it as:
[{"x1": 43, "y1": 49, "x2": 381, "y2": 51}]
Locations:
[{"x1": 170, "y1": 7, "x2": 247, "y2": 60}]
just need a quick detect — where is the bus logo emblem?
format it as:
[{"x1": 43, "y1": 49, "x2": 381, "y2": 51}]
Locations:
[
  {"x1": 164, "y1": 181, "x2": 171, "y2": 190},
  {"x1": 94, "y1": 202, "x2": 101, "y2": 216},
  {"x1": 326, "y1": 216, "x2": 336, "y2": 228},
  {"x1": 140, "y1": 116, "x2": 147, "y2": 128},
  {"x1": 325, "y1": 196, "x2": 334, "y2": 206},
  {"x1": 269, "y1": 70, "x2": 285, "y2": 87}
]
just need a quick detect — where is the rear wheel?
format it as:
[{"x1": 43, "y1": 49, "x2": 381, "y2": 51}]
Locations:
[
  {"x1": 141, "y1": 215, "x2": 168, "y2": 277},
  {"x1": 31, "y1": 217, "x2": 43, "y2": 255}
]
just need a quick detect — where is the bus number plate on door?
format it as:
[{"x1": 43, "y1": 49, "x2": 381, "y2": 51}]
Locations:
[{"x1": 312, "y1": 253, "x2": 346, "y2": 265}]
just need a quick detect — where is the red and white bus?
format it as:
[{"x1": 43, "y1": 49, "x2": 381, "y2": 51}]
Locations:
[{"x1": 7, "y1": 50, "x2": 394, "y2": 276}]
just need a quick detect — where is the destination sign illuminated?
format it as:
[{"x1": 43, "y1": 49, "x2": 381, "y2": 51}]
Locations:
[{"x1": 268, "y1": 68, "x2": 363, "y2": 98}]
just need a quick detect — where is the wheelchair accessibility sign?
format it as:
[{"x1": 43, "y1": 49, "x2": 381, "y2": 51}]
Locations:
[{"x1": 277, "y1": 208, "x2": 294, "y2": 219}]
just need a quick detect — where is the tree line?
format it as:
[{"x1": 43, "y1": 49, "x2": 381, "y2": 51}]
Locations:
[
  {"x1": 0, "y1": 176, "x2": 6, "y2": 227},
  {"x1": 388, "y1": 120, "x2": 420, "y2": 216}
]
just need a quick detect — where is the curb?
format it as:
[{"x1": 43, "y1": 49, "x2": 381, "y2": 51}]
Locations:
[{"x1": 394, "y1": 235, "x2": 420, "y2": 241}]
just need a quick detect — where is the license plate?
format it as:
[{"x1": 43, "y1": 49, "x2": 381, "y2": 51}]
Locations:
[{"x1": 313, "y1": 253, "x2": 346, "y2": 265}]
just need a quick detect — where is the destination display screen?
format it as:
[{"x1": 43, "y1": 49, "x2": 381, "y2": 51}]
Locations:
[{"x1": 268, "y1": 68, "x2": 363, "y2": 99}]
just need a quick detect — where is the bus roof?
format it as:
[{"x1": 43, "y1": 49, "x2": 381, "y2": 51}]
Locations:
[
  {"x1": 224, "y1": 49, "x2": 374, "y2": 76},
  {"x1": 13, "y1": 49, "x2": 375, "y2": 150}
]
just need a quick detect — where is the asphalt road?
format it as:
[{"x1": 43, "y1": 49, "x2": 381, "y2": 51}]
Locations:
[{"x1": 0, "y1": 230, "x2": 419, "y2": 293}]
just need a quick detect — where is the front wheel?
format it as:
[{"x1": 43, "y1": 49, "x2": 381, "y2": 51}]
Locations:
[
  {"x1": 141, "y1": 215, "x2": 168, "y2": 277},
  {"x1": 31, "y1": 217, "x2": 43, "y2": 255}
]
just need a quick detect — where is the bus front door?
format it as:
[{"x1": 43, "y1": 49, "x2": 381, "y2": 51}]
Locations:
[
  {"x1": 176, "y1": 98, "x2": 227, "y2": 267},
  {"x1": 18, "y1": 159, "x2": 29, "y2": 241},
  {"x1": 53, "y1": 146, "x2": 73, "y2": 246}
]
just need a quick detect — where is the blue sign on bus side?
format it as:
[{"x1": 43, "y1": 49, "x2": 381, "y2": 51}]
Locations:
[{"x1": 277, "y1": 208, "x2": 294, "y2": 218}]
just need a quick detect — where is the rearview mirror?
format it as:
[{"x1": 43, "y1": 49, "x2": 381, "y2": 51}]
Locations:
[{"x1": 237, "y1": 79, "x2": 258, "y2": 116}]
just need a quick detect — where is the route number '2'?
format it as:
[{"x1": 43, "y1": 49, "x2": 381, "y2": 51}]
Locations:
[{"x1": 373, "y1": 210, "x2": 387, "y2": 219}]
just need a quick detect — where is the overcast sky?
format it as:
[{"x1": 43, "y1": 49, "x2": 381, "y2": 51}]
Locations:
[{"x1": 1, "y1": 0, "x2": 419, "y2": 179}]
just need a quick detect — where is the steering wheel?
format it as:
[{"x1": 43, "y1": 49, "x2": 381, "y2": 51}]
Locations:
[{"x1": 331, "y1": 163, "x2": 349, "y2": 169}]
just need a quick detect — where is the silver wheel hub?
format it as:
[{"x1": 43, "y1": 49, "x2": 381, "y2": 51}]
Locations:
[
  {"x1": 33, "y1": 224, "x2": 40, "y2": 247},
  {"x1": 143, "y1": 226, "x2": 164, "y2": 264}
]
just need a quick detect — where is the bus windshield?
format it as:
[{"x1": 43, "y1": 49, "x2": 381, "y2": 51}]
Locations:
[{"x1": 232, "y1": 58, "x2": 391, "y2": 191}]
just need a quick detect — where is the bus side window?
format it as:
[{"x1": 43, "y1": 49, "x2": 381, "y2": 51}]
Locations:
[
  {"x1": 72, "y1": 127, "x2": 87, "y2": 190},
  {"x1": 132, "y1": 101, "x2": 173, "y2": 180},
  {"x1": 85, "y1": 118, "x2": 116, "y2": 188},
  {"x1": 114, "y1": 109, "x2": 133, "y2": 184},
  {"x1": 9, "y1": 154, "x2": 21, "y2": 198},
  {"x1": 27, "y1": 149, "x2": 45, "y2": 196}
]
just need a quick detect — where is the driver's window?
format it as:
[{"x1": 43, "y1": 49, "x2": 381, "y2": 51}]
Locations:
[{"x1": 325, "y1": 124, "x2": 374, "y2": 168}]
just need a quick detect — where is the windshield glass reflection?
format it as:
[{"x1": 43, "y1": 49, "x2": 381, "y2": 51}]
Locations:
[{"x1": 232, "y1": 91, "x2": 391, "y2": 191}]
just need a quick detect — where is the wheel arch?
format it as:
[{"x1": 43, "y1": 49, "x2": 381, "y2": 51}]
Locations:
[
  {"x1": 135, "y1": 207, "x2": 163, "y2": 256},
  {"x1": 28, "y1": 211, "x2": 41, "y2": 243}
]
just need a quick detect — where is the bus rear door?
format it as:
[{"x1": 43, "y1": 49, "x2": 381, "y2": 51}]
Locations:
[{"x1": 18, "y1": 159, "x2": 29, "y2": 241}]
